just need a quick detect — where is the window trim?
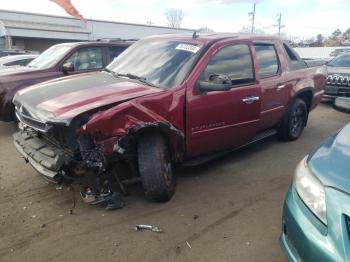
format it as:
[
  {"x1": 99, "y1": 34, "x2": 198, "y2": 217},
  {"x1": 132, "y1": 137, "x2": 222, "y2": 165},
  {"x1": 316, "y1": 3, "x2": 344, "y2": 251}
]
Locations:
[
  {"x1": 282, "y1": 42, "x2": 307, "y2": 71},
  {"x1": 253, "y1": 42, "x2": 281, "y2": 79},
  {"x1": 198, "y1": 42, "x2": 256, "y2": 89}
]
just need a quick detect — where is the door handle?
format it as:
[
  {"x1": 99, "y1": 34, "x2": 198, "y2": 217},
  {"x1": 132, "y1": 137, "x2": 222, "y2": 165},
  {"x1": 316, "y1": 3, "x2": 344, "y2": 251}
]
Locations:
[
  {"x1": 242, "y1": 96, "x2": 260, "y2": 104},
  {"x1": 276, "y1": 84, "x2": 286, "y2": 91}
]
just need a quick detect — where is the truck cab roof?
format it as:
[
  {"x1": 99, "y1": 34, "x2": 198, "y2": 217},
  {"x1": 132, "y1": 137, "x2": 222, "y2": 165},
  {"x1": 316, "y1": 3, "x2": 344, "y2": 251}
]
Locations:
[{"x1": 145, "y1": 33, "x2": 280, "y2": 45}]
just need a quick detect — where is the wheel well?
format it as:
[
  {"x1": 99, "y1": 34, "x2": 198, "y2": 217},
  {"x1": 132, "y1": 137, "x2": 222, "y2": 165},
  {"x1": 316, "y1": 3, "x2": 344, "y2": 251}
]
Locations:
[
  {"x1": 137, "y1": 128, "x2": 175, "y2": 160},
  {"x1": 296, "y1": 90, "x2": 313, "y2": 111},
  {"x1": 118, "y1": 124, "x2": 184, "y2": 162}
]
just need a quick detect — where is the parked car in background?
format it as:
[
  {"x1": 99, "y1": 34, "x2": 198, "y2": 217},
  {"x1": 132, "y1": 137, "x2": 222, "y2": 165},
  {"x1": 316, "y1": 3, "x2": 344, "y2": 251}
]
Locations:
[
  {"x1": 0, "y1": 49, "x2": 32, "y2": 57},
  {"x1": 329, "y1": 48, "x2": 350, "y2": 58},
  {"x1": 0, "y1": 39, "x2": 134, "y2": 121},
  {"x1": 280, "y1": 97, "x2": 350, "y2": 262},
  {"x1": 324, "y1": 52, "x2": 350, "y2": 99},
  {"x1": 13, "y1": 33, "x2": 326, "y2": 205},
  {"x1": 0, "y1": 54, "x2": 38, "y2": 69}
]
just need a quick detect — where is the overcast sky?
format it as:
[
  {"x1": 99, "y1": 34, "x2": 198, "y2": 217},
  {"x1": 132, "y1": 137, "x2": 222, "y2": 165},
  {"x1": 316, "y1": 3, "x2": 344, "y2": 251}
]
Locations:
[{"x1": 1, "y1": 0, "x2": 349, "y2": 39}]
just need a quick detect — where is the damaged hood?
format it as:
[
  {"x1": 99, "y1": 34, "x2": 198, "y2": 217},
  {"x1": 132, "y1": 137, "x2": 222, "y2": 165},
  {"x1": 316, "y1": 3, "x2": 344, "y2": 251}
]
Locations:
[{"x1": 13, "y1": 71, "x2": 163, "y2": 124}]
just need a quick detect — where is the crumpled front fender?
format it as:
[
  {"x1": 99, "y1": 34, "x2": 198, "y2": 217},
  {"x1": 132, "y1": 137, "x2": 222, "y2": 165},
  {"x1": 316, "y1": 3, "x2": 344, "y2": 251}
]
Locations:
[{"x1": 80, "y1": 92, "x2": 185, "y2": 161}]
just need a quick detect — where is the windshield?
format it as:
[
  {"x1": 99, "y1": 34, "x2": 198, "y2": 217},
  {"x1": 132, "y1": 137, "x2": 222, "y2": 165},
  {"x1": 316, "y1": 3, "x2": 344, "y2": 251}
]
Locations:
[
  {"x1": 27, "y1": 44, "x2": 72, "y2": 69},
  {"x1": 328, "y1": 54, "x2": 350, "y2": 67},
  {"x1": 106, "y1": 38, "x2": 203, "y2": 88}
]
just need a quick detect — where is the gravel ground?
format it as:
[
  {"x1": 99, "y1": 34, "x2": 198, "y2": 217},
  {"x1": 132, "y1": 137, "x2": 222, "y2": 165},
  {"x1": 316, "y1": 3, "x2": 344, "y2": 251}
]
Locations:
[{"x1": 0, "y1": 102, "x2": 348, "y2": 262}]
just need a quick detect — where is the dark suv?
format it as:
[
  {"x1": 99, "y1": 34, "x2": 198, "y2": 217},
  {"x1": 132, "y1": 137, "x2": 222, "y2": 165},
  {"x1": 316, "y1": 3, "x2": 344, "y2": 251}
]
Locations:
[{"x1": 0, "y1": 40, "x2": 134, "y2": 121}]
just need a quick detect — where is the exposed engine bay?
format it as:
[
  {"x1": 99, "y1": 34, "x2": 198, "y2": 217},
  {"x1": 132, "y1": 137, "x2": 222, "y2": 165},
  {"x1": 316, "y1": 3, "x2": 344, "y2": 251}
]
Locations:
[{"x1": 14, "y1": 118, "x2": 134, "y2": 210}]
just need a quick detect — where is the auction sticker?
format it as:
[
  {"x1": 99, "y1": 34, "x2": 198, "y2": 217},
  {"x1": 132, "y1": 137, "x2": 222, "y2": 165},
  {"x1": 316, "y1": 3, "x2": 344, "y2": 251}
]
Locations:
[{"x1": 176, "y1": 44, "x2": 201, "y2": 53}]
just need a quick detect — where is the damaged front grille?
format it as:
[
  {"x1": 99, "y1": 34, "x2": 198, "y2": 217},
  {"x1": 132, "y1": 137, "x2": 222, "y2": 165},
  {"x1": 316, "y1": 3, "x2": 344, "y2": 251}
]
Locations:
[{"x1": 16, "y1": 105, "x2": 51, "y2": 132}]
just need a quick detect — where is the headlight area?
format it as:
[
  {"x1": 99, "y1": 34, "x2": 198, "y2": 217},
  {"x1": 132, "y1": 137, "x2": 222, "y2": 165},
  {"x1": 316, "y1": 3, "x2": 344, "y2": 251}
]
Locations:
[{"x1": 294, "y1": 156, "x2": 327, "y2": 225}]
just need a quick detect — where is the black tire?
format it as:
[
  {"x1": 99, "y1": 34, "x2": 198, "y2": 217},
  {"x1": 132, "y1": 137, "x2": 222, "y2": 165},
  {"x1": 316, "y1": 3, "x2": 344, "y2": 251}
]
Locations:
[
  {"x1": 137, "y1": 133, "x2": 176, "y2": 202},
  {"x1": 277, "y1": 98, "x2": 308, "y2": 141}
]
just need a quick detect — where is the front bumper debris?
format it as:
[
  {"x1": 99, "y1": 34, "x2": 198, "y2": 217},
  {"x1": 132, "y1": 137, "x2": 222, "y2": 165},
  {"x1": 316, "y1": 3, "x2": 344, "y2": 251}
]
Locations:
[
  {"x1": 80, "y1": 188, "x2": 124, "y2": 210},
  {"x1": 13, "y1": 131, "x2": 69, "y2": 183}
]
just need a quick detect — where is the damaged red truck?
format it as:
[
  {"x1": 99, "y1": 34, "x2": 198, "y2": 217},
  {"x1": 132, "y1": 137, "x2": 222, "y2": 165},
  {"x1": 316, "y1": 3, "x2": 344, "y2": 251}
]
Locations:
[{"x1": 13, "y1": 34, "x2": 326, "y2": 205}]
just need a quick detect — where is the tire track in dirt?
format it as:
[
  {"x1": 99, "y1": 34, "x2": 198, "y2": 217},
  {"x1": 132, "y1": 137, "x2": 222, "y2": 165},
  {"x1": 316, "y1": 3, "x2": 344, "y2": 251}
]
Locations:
[{"x1": 150, "y1": 182, "x2": 284, "y2": 262}]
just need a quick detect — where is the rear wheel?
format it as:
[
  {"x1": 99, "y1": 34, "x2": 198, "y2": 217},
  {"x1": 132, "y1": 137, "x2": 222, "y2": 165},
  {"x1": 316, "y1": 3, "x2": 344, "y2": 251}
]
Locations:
[
  {"x1": 137, "y1": 133, "x2": 176, "y2": 202},
  {"x1": 278, "y1": 98, "x2": 308, "y2": 141}
]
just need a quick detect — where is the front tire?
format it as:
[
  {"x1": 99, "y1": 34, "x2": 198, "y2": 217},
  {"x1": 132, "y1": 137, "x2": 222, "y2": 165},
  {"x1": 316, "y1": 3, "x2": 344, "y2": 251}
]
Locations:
[
  {"x1": 137, "y1": 133, "x2": 176, "y2": 202},
  {"x1": 278, "y1": 98, "x2": 308, "y2": 141}
]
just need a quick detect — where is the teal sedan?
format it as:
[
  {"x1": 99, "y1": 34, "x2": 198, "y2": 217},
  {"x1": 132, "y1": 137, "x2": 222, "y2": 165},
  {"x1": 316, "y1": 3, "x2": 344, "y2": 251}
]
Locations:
[{"x1": 280, "y1": 98, "x2": 350, "y2": 261}]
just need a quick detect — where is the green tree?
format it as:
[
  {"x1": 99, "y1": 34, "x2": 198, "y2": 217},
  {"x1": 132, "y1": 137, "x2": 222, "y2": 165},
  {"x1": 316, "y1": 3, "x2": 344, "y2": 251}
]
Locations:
[{"x1": 325, "y1": 29, "x2": 343, "y2": 46}]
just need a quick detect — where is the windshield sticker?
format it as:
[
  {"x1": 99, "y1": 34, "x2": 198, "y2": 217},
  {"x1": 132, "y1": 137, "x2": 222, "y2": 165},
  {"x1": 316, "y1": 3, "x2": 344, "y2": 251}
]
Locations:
[{"x1": 175, "y1": 44, "x2": 201, "y2": 53}]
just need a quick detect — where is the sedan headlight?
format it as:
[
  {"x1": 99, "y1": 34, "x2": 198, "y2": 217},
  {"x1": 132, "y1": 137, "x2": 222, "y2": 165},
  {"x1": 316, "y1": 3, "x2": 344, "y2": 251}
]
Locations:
[{"x1": 294, "y1": 156, "x2": 327, "y2": 225}]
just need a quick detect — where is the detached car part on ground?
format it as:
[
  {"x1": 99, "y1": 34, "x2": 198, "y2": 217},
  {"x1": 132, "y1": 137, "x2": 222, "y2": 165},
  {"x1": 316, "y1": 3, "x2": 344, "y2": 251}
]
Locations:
[
  {"x1": 280, "y1": 97, "x2": 350, "y2": 261},
  {"x1": 13, "y1": 33, "x2": 326, "y2": 207}
]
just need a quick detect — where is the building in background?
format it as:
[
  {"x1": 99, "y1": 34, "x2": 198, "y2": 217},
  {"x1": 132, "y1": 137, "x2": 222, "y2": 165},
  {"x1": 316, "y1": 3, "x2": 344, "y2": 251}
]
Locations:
[{"x1": 0, "y1": 9, "x2": 194, "y2": 52}]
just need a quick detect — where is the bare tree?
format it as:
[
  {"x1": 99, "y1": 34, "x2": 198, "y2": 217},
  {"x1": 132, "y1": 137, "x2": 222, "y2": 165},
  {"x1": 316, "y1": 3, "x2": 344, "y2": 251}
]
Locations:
[{"x1": 164, "y1": 9, "x2": 184, "y2": 28}]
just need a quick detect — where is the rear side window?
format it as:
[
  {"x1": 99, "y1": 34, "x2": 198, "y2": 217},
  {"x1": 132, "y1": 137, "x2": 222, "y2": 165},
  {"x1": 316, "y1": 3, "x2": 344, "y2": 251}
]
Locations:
[
  {"x1": 109, "y1": 46, "x2": 127, "y2": 61},
  {"x1": 5, "y1": 58, "x2": 33, "y2": 66},
  {"x1": 4, "y1": 61, "x2": 20, "y2": 66},
  {"x1": 201, "y1": 44, "x2": 254, "y2": 86},
  {"x1": 254, "y1": 44, "x2": 279, "y2": 78}
]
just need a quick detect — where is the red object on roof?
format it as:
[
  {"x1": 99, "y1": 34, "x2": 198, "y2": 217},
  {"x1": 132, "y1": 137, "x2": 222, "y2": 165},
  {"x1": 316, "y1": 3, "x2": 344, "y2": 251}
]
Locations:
[{"x1": 50, "y1": 0, "x2": 85, "y2": 22}]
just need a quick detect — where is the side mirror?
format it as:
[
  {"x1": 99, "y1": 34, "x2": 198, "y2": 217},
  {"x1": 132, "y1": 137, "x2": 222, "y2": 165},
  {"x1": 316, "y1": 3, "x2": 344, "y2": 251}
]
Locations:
[
  {"x1": 334, "y1": 97, "x2": 350, "y2": 113},
  {"x1": 62, "y1": 62, "x2": 74, "y2": 74},
  {"x1": 197, "y1": 74, "x2": 232, "y2": 92}
]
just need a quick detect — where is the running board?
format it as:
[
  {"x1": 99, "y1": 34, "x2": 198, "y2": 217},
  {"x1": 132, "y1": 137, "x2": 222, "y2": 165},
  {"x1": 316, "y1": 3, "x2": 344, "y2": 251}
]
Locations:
[{"x1": 182, "y1": 129, "x2": 277, "y2": 167}]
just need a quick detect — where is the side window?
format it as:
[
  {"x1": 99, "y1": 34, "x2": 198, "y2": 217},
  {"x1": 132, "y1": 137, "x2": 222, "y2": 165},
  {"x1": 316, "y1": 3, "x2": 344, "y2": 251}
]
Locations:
[
  {"x1": 201, "y1": 44, "x2": 254, "y2": 86},
  {"x1": 254, "y1": 44, "x2": 279, "y2": 78},
  {"x1": 20, "y1": 58, "x2": 34, "y2": 66},
  {"x1": 4, "y1": 61, "x2": 18, "y2": 66},
  {"x1": 66, "y1": 47, "x2": 103, "y2": 71},
  {"x1": 109, "y1": 46, "x2": 126, "y2": 61},
  {"x1": 4, "y1": 59, "x2": 31, "y2": 66}
]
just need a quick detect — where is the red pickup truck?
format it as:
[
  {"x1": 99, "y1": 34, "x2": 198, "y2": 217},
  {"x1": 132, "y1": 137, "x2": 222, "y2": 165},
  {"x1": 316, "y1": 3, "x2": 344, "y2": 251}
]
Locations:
[{"x1": 13, "y1": 34, "x2": 326, "y2": 205}]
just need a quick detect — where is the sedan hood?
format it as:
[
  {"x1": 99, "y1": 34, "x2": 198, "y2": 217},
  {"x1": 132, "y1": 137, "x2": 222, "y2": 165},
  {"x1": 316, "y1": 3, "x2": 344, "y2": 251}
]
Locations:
[
  {"x1": 308, "y1": 123, "x2": 350, "y2": 193},
  {"x1": 0, "y1": 66, "x2": 40, "y2": 76},
  {"x1": 14, "y1": 71, "x2": 163, "y2": 124}
]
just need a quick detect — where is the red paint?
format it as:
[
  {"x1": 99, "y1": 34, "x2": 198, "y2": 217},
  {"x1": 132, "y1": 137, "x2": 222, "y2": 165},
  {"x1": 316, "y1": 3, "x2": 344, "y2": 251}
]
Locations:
[
  {"x1": 38, "y1": 81, "x2": 162, "y2": 120},
  {"x1": 79, "y1": 35, "x2": 326, "y2": 160}
]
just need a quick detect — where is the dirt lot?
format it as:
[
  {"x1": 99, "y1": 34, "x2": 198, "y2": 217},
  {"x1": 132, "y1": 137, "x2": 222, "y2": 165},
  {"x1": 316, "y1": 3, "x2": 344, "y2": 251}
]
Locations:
[{"x1": 0, "y1": 103, "x2": 348, "y2": 262}]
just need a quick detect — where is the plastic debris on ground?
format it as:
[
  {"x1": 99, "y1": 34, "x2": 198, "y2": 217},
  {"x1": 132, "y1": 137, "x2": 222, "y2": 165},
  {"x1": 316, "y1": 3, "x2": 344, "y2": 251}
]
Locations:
[{"x1": 135, "y1": 224, "x2": 162, "y2": 233}]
